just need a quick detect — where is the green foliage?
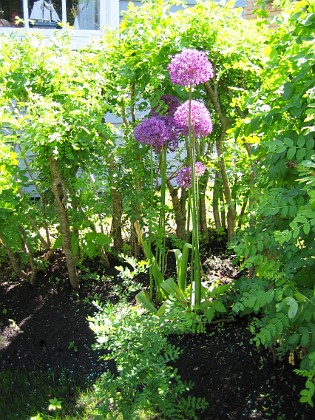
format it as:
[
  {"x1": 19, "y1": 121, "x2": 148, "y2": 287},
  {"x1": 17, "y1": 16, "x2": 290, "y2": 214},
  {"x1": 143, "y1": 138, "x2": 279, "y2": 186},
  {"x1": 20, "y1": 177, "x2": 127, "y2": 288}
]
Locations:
[
  {"x1": 89, "y1": 301, "x2": 208, "y2": 418},
  {"x1": 94, "y1": 0, "x2": 267, "y2": 239},
  {"x1": 232, "y1": 0, "x2": 315, "y2": 406},
  {"x1": 0, "y1": 31, "x2": 117, "y2": 283},
  {"x1": 172, "y1": 242, "x2": 192, "y2": 292}
]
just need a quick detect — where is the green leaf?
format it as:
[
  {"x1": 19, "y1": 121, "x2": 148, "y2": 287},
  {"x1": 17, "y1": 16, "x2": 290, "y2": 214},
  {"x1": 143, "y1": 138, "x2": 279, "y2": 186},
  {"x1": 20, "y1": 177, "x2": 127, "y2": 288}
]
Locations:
[
  {"x1": 212, "y1": 300, "x2": 226, "y2": 313},
  {"x1": 303, "y1": 222, "x2": 311, "y2": 235},
  {"x1": 296, "y1": 148, "x2": 306, "y2": 161},
  {"x1": 269, "y1": 48, "x2": 278, "y2": 61},
  {"x1": 306, "y1": 138, "x2": 314, "y2": 150},
  {"x1": 297, "y1": 135, "x2": 306, "y2": 147},
  {"x1": 160, "y1": 278, "x2": 185, "y2": 300},
  {"x1": 135, "y1": 290, "x2": 157, "y2": 314},
  {"x1": 267, "y1": 323, "x2": 277, "y2": 337},
  {"x1": 199, "y1": 300, "x2": 212, "y2": 310},
  {"x1": 287, "y1": 298, "x2": 299, "y2": 319},
  {"x1": 204, "y1": 307, "x2": 216, "y2": 323},
  {"x1": 287, "y1": 147, "x2": 296, "y2": 160},
  {"x1": 283, "y1": 137, "x2": 294, "y2": 147},
  {"x1": 208, "y1": 283, "x2": 231, "y2": 297},
  {"x1": 294, "y1": 291, "x2": 308, "y2": 303},
  {"x1": 156, "y1": 301, "x2": 168, "y2": 317},
  {"x1": 287, "y1": 333, "x2": 300, "y2": 345},
  {"x1": 283, "y1": 83, "x2": 295, "y2": 100},
  {"x1": 275, "y1": 318, "x2": 283, "y2": 335},
  {"x1": 299, "y1": 326, "x2": 310, "y2": 347},
  {"x1": 246, "y1": 295, "x2": 257, "y2": 308},
  {"x1": 257, "y1": 241, "x2": 264, "y2": 252},
  {"x1": 53, "y1": 235, "x2": 63, "y2": 249},
  {"x1": 265, "y1": 289, "x2": 274, "y2": 304},
  {"x1": 173, "y1": 243, "x2": 192, "y2": 293}
]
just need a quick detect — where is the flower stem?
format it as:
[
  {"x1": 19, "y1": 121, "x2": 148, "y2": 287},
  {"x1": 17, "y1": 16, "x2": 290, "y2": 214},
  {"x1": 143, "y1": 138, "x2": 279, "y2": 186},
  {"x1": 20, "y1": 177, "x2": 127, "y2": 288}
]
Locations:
[
  {"x1": 188, "y1": 85, "x2": 201, "y2": 308},
  {"x1": 149, "y1": 145, "x2": 154, "y2": 301}
]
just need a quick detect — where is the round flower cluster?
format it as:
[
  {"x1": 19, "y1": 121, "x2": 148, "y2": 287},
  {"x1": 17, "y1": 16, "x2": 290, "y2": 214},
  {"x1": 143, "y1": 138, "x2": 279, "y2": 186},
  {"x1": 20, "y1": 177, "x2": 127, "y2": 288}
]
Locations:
[
  {"x1": 134, "y1": 116, "x2": 169, "y2": 151},
  {"x1": 174, "y1": 100, "x2": 213, "y2": 138},
  {"x1": 195, "y1": 161, "x2": 206, "y2": 176},
  {"x1": 176, "y1": 166, "x2": 192, "y2": 189},
  {"x1": 151, "y1": 94, "x2": 181, "y2": 117},
  {"x1": 162, "y1": 115, "x2": 180, "y2": 151},
  {"x1": 168, "y1": 48, "x2": 214, "y2": 87},
  {"x1": 143, "y1": 94, "x2": 182, "y2": 151},
  {"x1": 176, "y1": 161, "x2": 206, "y2": 189}
]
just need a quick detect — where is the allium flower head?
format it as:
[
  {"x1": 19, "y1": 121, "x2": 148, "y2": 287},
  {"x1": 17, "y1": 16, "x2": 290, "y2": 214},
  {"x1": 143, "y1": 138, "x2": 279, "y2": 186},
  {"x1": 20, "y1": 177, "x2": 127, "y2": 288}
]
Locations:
[
  {"x1": 134, "y1": 116, "x2": 169, "y2": 151},
  {"x1": 162, "y1": 115, "x2": 180, "y2": 151},
  {"x1": 176, "y1": 166, "x2": 192, "y2": 189},
  {"x1": 174, "y1": 100, "x2": 213, "y2": 138},
  {"x1": 176, "y1": 162, "x2": 206, "y2": 189},
  {"x1": 168, "y1": 48, "x2": 214, "y2": 87},
  {"x1": 195, "y1": 161, "x2": 206, "y2": 176},
  {"x1": 151, "y1": 94, "x2": 181, "y2": 117}
]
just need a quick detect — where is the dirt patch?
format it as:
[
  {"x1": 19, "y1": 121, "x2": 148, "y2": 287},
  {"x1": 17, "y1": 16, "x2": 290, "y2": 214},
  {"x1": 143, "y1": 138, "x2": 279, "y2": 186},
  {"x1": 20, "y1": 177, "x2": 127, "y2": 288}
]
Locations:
[{"x1": 1, "y1": 252, "x2": 315, "y2": 419}]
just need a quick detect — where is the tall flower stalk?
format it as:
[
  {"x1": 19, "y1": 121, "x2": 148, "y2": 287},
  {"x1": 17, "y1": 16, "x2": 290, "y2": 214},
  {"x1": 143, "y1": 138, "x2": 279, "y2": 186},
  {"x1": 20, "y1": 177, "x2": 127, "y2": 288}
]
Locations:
[
  {"x1": 134, "y1": 98, "x2": 180, "y2": 302},
  {"x1": 169, "y1": 48, "x2": 213, "y2": 308}
]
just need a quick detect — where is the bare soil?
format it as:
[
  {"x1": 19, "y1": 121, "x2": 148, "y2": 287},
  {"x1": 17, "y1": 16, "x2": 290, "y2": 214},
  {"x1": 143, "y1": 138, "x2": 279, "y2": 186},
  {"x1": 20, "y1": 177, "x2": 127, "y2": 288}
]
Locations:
[{"x1": 1, "y1": 250, "x2": 315, "y2": 419}]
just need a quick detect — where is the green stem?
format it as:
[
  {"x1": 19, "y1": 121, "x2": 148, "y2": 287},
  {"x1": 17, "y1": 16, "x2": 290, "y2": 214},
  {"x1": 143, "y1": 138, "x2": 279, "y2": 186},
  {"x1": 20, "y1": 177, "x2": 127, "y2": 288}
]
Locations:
[
  {"x1": 159, "y1": 145, "x2": 167, "y2": 274},
  {"x1": 149, "y1": 145, "x2": 154, "y2": 301},
  {"x1": 188, "y1": 85, "x2": 201, "y2": 308}
]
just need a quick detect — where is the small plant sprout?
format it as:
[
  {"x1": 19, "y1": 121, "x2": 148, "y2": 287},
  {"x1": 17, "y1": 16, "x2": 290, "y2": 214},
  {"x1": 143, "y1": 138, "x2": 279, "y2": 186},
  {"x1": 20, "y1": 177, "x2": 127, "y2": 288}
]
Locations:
[
  {"x1": 48, "y1": 397, "x2": 62, "y2": 411},
  {"x1": 68, "y1": 341, "x2": 78, "y2": 352}
]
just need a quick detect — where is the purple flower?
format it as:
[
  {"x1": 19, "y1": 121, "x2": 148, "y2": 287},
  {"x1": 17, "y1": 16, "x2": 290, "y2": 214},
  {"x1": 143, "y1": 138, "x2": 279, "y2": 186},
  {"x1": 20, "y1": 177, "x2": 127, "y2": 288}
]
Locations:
[
  {"x1": 149, "y1": 95, "x2": 182, "y2": 151},
  {"x1": 151, "y1": 94, "x2": 181, "y2": 117},
  {"x1": 176, "y1": 162, "x2": 206, "y2": 189},
  {"x1": 195, "y1": 161, "x2": 206, "y2": 176},
  {"x1": 168, "y1": 48, "x2": 214, "y2": 87},
  {"x1": 174, "y1": 100, "x2": 213, "y2": 138},
  {"x1": 177, "y1": 166, "x2": 192, "y2": 189},
  {"x1": 134, "y1": 116, "x2": 169, "y2": 151},
  {"x1": 162, "y1": 115, "x2": 181, "y2": 151}
]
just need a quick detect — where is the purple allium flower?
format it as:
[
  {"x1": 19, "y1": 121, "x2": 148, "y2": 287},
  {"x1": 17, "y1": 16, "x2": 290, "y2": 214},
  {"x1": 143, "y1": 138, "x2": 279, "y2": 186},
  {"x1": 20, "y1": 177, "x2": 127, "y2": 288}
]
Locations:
[
  {"x1": 149, "y1": 95, "x2": 182, "y2": 151},
  {"x1": 174, "y1": 100, "x2": 213, "y2": 138},
  {"x1": 176, "y1": 166, "x2": 192, "y2": 189},
  {"x1": 162, "y1": 115, "x2": 181, "y2": 151},
  {"x1": 134, "y1": 116, "x2": 169, "y2": 151},
  {"x1": 176, "y1": 162, "x2": 206, "y2": 188},
  {"x1": 195, "y1": 161, "x2": 206, "y2": 176},
  {"x1": 168, "y1": 48, "x2": 214, "y2": 87},
  {"x1": 158, "y1": 94, "x2": 181, "y2": 116}
]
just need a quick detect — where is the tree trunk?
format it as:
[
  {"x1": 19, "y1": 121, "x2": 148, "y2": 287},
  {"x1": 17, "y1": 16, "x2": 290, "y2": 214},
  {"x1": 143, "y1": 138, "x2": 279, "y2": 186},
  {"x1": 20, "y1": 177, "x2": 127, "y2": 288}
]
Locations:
[
  {"x1": 220, "y1": 188, "x2": 227, "y2": 230},
  {"x1": 18, "y1": 225, "x2": 37, "y2": 285},
  {"x1": 0, "y1": 235, "x2": 35, "y2": 284},
  {"x1": 49, "y1": 157, "x2": 79, "y2": 290}
]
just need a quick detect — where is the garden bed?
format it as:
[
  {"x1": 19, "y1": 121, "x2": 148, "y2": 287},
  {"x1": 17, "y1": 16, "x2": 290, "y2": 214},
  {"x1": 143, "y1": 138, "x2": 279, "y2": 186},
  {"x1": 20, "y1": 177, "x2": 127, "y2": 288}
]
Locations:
[{"x1": 0, "y1": 252, "x2": 315, "y2": 419}]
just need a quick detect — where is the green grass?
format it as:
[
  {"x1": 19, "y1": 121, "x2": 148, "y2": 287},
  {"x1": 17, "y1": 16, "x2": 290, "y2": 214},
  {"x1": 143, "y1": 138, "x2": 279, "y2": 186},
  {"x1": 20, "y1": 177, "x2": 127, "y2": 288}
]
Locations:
[{"x1": 0, "y1": 369, "x2": 93, "y2": 419}]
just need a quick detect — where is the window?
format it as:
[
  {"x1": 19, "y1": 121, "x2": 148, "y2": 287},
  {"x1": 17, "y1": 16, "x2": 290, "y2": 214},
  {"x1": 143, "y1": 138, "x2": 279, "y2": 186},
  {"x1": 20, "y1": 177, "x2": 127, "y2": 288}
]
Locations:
[{"x1": 0, "y1": 0, "x2": 118, "y2": 30}]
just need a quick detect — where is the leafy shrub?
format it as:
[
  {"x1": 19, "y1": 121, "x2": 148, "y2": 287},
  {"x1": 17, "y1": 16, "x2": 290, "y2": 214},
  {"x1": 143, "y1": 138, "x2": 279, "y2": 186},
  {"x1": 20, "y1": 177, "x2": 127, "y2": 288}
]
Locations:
[
  {"x1": 232, "y1": 0, "x2": 315, "y2": 406},
  {"x1": 89, "y1": 301, "x2": 208, "y2": 418}
]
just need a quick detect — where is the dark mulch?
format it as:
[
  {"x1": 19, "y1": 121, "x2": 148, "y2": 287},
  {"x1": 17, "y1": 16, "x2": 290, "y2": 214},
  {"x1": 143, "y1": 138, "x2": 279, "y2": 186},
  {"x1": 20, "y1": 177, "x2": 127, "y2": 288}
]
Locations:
[{"x1": 1, "y1": 250, "x2": 315, "y2": 419}]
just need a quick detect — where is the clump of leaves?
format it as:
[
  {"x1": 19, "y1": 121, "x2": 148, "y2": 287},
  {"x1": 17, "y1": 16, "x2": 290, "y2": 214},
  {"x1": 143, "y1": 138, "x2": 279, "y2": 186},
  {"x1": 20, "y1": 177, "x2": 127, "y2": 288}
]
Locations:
[
  {"x1": 231, "y1": 0, "x2": 315, "y2": 407},
  {"x1": 89, "y1": 301, "x2": 208, "y2": 418}
]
